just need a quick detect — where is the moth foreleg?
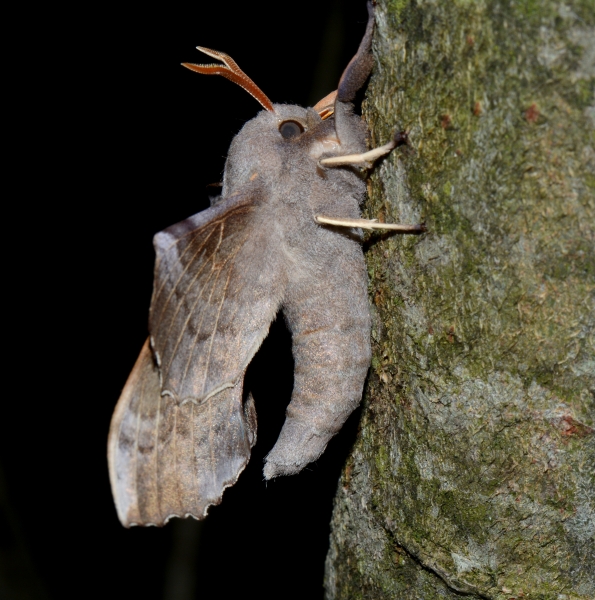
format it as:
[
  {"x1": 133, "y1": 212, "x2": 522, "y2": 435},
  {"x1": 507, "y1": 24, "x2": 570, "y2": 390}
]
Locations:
[
  {"x1": 315, "y1": 215, "x2": 426, "y2": 233},
  {"x1": 319, "y1": 130, "x2": 408, "y2": 169}
]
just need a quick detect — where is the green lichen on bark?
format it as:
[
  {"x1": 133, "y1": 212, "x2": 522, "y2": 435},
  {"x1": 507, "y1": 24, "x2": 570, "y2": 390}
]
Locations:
[{"x1": 325, "y1": 0, "x2": 594, "y2": 598}]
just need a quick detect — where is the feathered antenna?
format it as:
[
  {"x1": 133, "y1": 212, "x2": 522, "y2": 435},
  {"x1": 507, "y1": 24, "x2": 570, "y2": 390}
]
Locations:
[{"x1": 182, "y1": 47, "x2": 274, "y2": 112}]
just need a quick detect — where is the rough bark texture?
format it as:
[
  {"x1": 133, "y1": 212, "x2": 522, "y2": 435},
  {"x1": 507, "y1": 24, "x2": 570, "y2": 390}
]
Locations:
[{"x1": 325, "y1": 1, "x2": 595, "y2": 598}]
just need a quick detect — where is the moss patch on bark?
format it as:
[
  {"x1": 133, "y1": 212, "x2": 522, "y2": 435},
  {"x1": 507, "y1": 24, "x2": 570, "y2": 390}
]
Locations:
[{"x1": 325, "y1": 0, "x2": 594, "y2": 598}]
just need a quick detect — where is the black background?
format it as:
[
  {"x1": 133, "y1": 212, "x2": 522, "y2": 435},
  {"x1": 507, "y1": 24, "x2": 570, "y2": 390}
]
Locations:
[{"x1": 2, "y1": 1, "x2": 371, "y2": 599}]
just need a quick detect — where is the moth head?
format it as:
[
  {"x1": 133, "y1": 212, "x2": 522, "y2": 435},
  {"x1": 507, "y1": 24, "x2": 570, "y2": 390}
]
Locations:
[{"x1": 182, "y1": 47, "x2": 341, "y2": 193}]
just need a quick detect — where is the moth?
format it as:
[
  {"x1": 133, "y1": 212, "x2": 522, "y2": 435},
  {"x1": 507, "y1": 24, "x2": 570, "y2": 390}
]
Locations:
[{"x1": 108, "y1": 2, "x2": 423, "y2": 527}]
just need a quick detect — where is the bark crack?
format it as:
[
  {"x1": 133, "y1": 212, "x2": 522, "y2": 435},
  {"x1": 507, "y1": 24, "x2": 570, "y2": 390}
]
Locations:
[{"x1": 381, "y1": 523, "x2": 493, "y2": 599}]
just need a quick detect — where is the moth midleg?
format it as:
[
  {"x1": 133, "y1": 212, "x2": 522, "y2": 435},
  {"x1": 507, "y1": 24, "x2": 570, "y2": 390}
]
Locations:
[{"x1": 315, "y1": 215, "x2": 425, "y2": 233}]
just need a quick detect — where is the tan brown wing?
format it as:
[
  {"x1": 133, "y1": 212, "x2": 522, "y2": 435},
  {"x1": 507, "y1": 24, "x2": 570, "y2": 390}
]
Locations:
[
  {"x1": 149, "y1": 191, "x2": 285, "y2": 403},
  {"x1": 108, "y1": 340, "x2": 257, "y2": 526},
  {"x1": 108, "y1": 191, "x2": 284, "y2": 526}
]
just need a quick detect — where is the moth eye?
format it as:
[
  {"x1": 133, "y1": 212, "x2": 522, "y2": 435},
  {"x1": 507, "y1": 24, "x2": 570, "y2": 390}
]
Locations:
[{"x1": 279, "y1": 120, "x2": 305, "y2": 139}]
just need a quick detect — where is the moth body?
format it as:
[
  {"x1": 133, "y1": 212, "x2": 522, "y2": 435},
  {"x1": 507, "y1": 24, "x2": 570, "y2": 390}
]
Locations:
[
  {"x1": 224, "y1": 105, "x2": 371, "y2": 479},
  {"x1": 109, "y1": 2, "x2": 401, "y2": 526}
]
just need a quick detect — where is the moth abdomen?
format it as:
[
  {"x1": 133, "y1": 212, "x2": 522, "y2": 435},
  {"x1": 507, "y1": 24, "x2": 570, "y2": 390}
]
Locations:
[{"x1": 264, "y1": 245, "x2": 370, "y2": 479}]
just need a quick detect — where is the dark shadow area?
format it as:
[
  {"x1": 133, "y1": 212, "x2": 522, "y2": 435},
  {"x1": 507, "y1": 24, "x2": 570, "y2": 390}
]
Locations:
[{"x1": 2, "y1": 1, "x2": 370, "y2": 598}]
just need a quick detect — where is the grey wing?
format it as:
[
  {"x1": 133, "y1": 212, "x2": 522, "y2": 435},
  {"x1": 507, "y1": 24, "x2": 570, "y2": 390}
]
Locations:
[{"x1": 108, "y1": 192, "x2": 284, "y2": 526}]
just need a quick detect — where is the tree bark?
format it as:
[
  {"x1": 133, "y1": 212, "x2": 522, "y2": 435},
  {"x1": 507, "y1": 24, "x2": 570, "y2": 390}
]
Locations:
[{"x1": 325, "y1": 0, "x2": 595, "y2": 598}]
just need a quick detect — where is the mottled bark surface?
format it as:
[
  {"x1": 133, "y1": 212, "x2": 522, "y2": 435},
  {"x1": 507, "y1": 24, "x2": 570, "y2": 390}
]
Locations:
[{"x1": 325, "y1": 1, "x2": 594, "y2": 598}]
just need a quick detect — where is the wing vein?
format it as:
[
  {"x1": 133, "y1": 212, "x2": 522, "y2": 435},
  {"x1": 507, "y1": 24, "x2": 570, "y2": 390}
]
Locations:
[
  {"x1": 161, "y1": 223, "x2": 223, "y2": 375},
  {"x1": 177, "y1": 230, "x2": 249, "y2": 393},
  {"x1": 133, "y1": 358, "x2": 149, "y2": 524},
  {"x1": 208, "y1": 391, "x2": 214, "y2": 495},
  {"x1": 161, "y1": 225, "x2": 226, "y2": 378},
  {"x1": 161, "y1": 266, "x2": 218, "y2": 379},
  {"x1": 165, "y1": 258, "x2": 221, "y2": 384},
  {"x1": 201, "y1": 252, "x2": 238, "y2": 395},
  {"x1": 157, "y1": 227, "x2": 245, "y2": 344},
  {"x1": 153, "y1": 391, "x2": 162, "y2": 521},
  {"x1": 155, "y1": 225, "x2": 221, "y2": 346},
  {"x1": 191, "y1": 402, "x2": 200, "y2": 513},
  {"x1": 173, "y1": 403, "x2": 180, "y2": 516},
  {"x1": 152, "y1": 225, "x2": 218, "y2": 334}
]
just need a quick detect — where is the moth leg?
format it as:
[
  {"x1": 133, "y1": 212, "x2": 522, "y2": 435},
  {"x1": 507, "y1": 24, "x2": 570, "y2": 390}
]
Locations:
[
  {"x1": 319, "y1": 131, "x2": 408, "y2": 168},
  {"x1": 333, "y1": 1, "x2": 375, "y2": 145},
  {"x1": 314, "y1": 215, "x2": 426, "y2": 233},
  {"x1": 336, "y1": 1, "x2": 375, "y2": 105}
]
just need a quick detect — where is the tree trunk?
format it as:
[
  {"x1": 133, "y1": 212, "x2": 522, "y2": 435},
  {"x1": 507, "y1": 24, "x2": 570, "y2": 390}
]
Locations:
[{"x1": 325, "y1": 0, "x2": 595, "y2": 598}]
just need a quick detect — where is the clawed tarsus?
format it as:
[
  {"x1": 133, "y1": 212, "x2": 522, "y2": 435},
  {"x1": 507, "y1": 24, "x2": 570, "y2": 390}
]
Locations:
[{"x1": 320, "y1": 130, "x2": 408, "y2": 168}]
